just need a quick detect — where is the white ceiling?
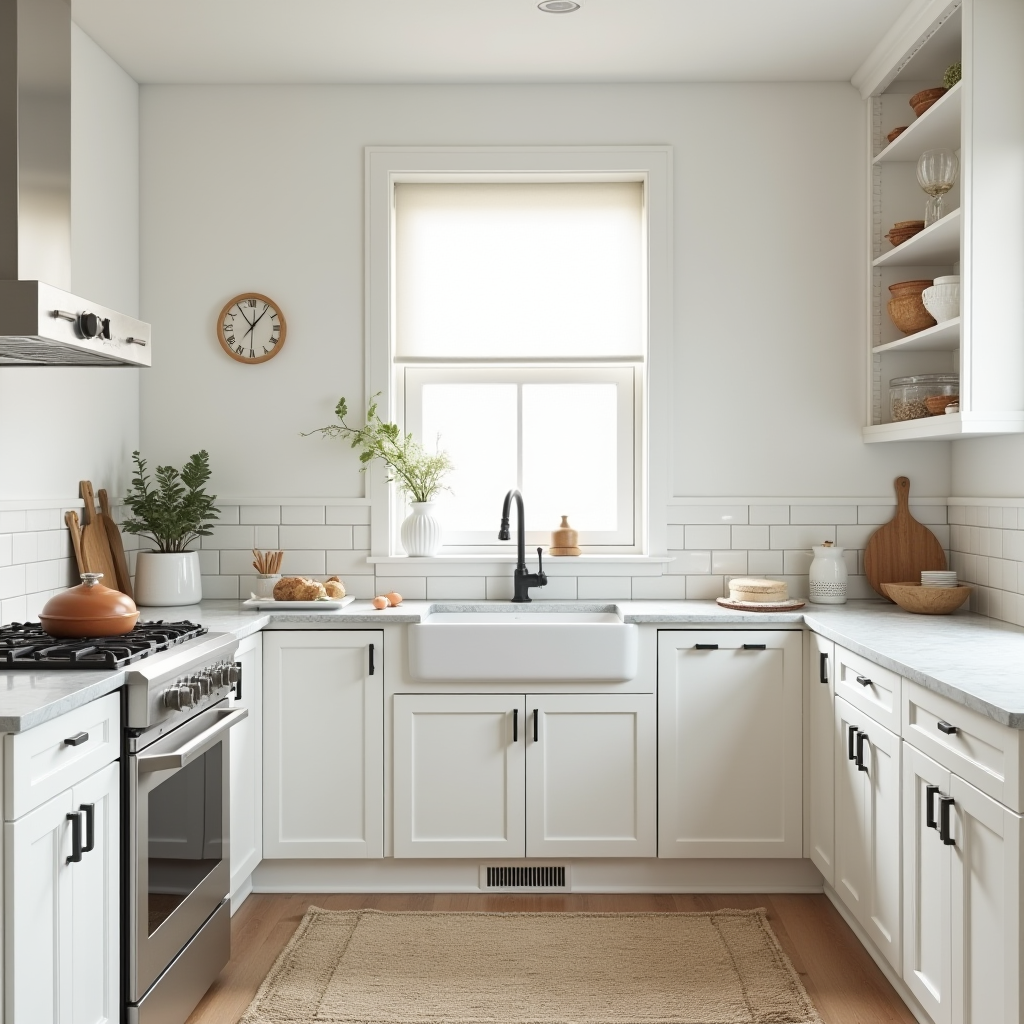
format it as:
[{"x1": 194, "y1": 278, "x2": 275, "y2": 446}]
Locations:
[{"x1": 71, "y1": 0, "x2": 915, "y2": 86}]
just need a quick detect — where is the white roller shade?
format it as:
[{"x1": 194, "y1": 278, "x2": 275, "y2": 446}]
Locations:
[{"x1": 395, "y1": 182, "x2": 644, "y2": 359}]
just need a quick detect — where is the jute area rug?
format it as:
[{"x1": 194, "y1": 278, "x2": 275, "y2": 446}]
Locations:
[{"x1": 241, "y1": 907, "x2": 822, "y2": 1024}]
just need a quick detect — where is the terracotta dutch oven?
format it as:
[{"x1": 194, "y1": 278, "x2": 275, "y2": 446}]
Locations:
[{"x1": 39, "y1": 573, "x2": 139, "y2": 638}]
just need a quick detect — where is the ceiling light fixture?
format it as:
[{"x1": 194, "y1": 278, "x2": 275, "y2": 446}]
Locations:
[{"x1": 538, "y1": 1, "x2": 581, "y2": 12}]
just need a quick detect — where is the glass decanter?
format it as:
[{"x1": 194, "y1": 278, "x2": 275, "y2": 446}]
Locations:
[{"x1": 917, "y1": 149, "x2": 959, "y2": 226}]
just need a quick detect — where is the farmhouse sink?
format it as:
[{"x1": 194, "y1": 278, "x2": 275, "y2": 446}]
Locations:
[{"x1": 407, "y1": 607, "x2": 638, "y2": 682}]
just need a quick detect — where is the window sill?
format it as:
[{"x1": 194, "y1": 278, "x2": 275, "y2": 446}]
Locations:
[{"x1": 367, "y1": 554, "x2": 674, "y2": 566}]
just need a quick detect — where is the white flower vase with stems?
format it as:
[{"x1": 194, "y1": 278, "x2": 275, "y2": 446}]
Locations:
[{"x1": 400, "y1": 501, "x2": 443, "y2": 557}]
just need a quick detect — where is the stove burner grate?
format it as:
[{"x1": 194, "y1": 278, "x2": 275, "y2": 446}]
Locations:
[{"x1": 0, "y1": 620, "x2": 207, "y2": 669}]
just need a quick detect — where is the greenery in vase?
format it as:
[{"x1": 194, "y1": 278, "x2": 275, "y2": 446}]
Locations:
[
  {"x1": 303, "y1": 394, "x2": 454, "y2": 503},
  {"x1": 121, "y1": 450, "x2": 220, "y2": 552},
  {"x1": 943, "y1": 62, "x2": 961, "y2": 89}
]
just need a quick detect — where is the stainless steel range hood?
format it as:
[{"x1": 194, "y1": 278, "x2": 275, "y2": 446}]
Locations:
[{"x1": 0, "y1": 0, "x2": 150, "y2": 366}]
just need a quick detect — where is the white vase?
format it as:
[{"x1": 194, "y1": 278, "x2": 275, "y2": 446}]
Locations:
[
  {"x1": 400, "y1": 501, "x2": 442, "y2": 557},
  {"x1": 134, "y1": 551, "x2": 203, "y2": 606},
  {"x1": 808, "y1": 544, "x2": 848, "y2": 605}
]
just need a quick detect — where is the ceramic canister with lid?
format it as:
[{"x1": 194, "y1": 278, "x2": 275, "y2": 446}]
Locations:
[
  {"x1": 39, "y1": 572, "x2": 140, "y2": 637},
  {"x1": 808, "y1": 543, "x2": 848, "y2": 604}
]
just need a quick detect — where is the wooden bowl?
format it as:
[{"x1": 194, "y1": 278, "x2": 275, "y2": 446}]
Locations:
[
  {"x1": 887, "y1": 126, "x2": 908, "y2": 144},
  {"x1": 925, "y1": 394, "x2": 959, "y2": 415},
  {"x1": 887, "y1": 295, "x2": 937, "y2": 334},
  {"x1": 910, "y1": 87, "x2": 947, "y2": 117},
  {"x1": 881, "y1": 581, "x2": 972, "y2": 615},
  {"x1": 886, "y1": 220, "x2": 925, "y2": 247}
]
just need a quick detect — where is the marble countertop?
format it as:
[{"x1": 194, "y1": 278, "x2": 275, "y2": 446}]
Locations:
[{"x1": 4, "y1": 597, "x2": 1024, "y2": 732}]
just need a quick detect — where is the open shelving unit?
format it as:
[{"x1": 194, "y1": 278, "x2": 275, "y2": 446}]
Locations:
[{"x1": 858, "y1": 0, "x2": 1024, "y2": 443}]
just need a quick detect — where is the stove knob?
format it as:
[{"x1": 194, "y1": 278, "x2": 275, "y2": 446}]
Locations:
[
  {"x1": 178, "y1": 685, "x2": 196, "y2": 709},
  {"x1": 228, "y1": 664, "x2": 241, "y2": 686},
  {"x1": 186, "y1": 675, "x2": 203, "y2": 701},
  {"x1": 197, "y1": 672, "x2": 212, "y2": 696},
  {"x1": 213, "y1": 665, "x2": 229, "y2": 688},
  {"x1": 162, "y1": 684, "x2": 194, "y2": 710}
]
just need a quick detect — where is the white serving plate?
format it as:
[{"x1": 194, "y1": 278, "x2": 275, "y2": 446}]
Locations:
[{"x1": 243, "y1": 595, "x2": 355, "y2": 610}]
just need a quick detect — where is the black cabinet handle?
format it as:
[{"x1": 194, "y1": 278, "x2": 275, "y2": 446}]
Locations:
[
  {"x1": 847, "y1": 724, "x2": 859, "y2": 761},
  {"x1": 819, "y1": 652, "x2": 829, "y2": 685},
  {"x1": 926, "y1": 785, "x2": 940, "y2": 829},
  {"x1": 694, "y1": 643, "x2": 718, "y2": 650},
  {"x1": 533, "y1": 708, "x2": 539, "y2": 742},
  {"x1": 368, "y1": 643, "x2": 375, "y2": 676},
  {"x1": 855, "y1": 675, "x2": 873, "y2": 687},
  {"x1": 937, "y1": 720, "x2": 958, "y2": 735},
  {"x1": 234, "y1": 662, "x2": 243, "y2": 701},
  {"x1": 80, "y1": 802, "x2": 95, "y2": 853},
  {"x1": 856, "y1": 731, "x2": 869, "y2": 772},
  {"x1": 66, "y1": 811, "x2": 83, "y2": 864},
  {"x1": 513, "y1": 708, "x2": 518, "y2": 743},
  {"x1": 743, "y1": 643, "x2": 766, "y2": 650},
  {"x1": 63, "y1": 731, "x2": 88, "y2": 747},
  {"x1": 939, "y1": 796, "x2": 955, "y2": 846}
]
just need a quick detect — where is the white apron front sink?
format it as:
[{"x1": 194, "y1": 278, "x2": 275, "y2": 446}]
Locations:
[{"x1": 407, "y1": 607, "x2": 638, "y2": 682}]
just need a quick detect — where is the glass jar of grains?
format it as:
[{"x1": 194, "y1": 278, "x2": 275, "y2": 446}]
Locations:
[{"x1": 889, "y1": 373, "x2": 959, "y2": 421}]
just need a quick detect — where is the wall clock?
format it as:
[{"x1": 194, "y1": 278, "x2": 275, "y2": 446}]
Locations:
[{"x1": 217, "y1": 292, "x2": 287, "y2": 364}]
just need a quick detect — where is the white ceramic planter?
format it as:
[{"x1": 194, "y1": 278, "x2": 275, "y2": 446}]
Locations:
[
  {"x1": 400, "y1": 501, "x2": 443, "y2": 557},
  {"x1": 134, "y1": 551, "x2": 203, "y2": 606},
  {"x1": 808, "y1": 544, "x2": 848, "y2": 605}
]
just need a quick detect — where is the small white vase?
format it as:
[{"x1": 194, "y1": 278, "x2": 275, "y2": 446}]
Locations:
[
  {"x1": 134, "y1": 551, "x2": 203, "y2": 606},
  {"x1": 400, "y1": 501, "x2": 442, "y2": 557},
  {"x1": 808, "y1": 544, "x2": 848, "y2": 605}
]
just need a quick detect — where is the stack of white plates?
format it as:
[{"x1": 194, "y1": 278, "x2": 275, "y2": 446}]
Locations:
[{"x1": 921, "y1": 570, "x2": 958, "y2": 588}]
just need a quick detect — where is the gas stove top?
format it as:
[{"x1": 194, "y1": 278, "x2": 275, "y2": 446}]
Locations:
[{"x1": 0, "y1": 620, "x2": 207, "y2": 669}]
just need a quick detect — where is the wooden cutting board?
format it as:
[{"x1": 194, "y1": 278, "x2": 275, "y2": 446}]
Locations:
[
  {"x1": 79, "y1": 480, "x2": 120, "y2": 592},
  {"x1": 64, "y1": 510, "x2": 85, "y2": 579},
  {"x1": 98, "y1": 488, "x2": 134, "y2": 600},
  {"x1": 864, "y1": 476, "x2": 947, "y2": 599}
]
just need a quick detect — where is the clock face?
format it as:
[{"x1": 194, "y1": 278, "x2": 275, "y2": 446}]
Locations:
[{"x1": 217, "y1": 293, "x2": 286, "y2": 363}]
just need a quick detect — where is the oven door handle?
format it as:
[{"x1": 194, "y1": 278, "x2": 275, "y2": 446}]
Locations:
[{"x1": 136, "y1": 707, "x2": 248, "y2": 773}]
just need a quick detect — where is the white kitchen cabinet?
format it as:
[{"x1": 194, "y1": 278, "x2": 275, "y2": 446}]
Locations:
[
  {"x1": 903, "y1": 742, "x2": 953, "y2": 1024},
  {"x1": 808, "y1": 632, "x2": 835, "y2": 884},
  {"x1": 525, "y1": 694, "x2": 655, "y2": 858},
  {"x1": 834, "y1": 695, "x2": 902, "y2": 972},
  {"x1": 393, "y1": 694, "x2": 526, "y2": 858},
  {"x1": 949, "y1": 773, "x2": 1022, "y2": 1024},
  {"x1": 658, "y1": 630, "x2": 803, "y2": 858},
  {"x1": 229, "y1": 632, "x2": 262, "y2": 901},
  {"x1": 393, "y1": 692, "x2": 655, "y2": 859},
  {"x1": 263, "y1": 631, "x2": 383, "y2": 858},
  {"x1": 5, "y1": 760, "x2": 119, "y2": 1024}
]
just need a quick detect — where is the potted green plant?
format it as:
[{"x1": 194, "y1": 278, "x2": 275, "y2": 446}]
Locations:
[
  {"x1": 121, "y1": 450, "x2": 220, "y2": 605},
  {"x1": 304, "y1": 395, "x2": 453, "y2": 555}
]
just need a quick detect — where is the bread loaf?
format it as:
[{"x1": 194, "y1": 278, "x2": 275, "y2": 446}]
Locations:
[
  {"x1": 728, "y1": 577, "x2": 788, "y2": 603},
  {"x1": 272, "y1": 577, "x2": 327, "y2": 601}
]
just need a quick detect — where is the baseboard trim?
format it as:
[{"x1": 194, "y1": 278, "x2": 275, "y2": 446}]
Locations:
[
  {"x1": 230, "y1": 873, "x2": 254, "y2": 914},
  {"x1": 823, "y1": 884, "x2": 931, "y2": 1024},
  {"x1": 251, "y1": 857, "x2": 826, "y2": 894}
]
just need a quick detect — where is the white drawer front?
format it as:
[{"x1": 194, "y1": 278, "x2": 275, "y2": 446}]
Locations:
[
  {"x1": 903, "y1": 678, "x2": 1021, "y2": 812},
  {"x1": 834, "y1": 645, "x2": 901, "y2": 733},
  {"x1": 5, "y1": 692, "x2": 121, "y2": 821}
]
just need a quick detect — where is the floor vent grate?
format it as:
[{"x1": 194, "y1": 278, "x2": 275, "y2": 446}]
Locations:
[{"x1": 481, "y1": 865, "x2": 569, "y2": 891}]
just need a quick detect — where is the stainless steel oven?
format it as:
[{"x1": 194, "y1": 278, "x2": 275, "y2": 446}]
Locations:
[{"x1": 124, "y1": 633, "x2": 244, "y2": 1024}]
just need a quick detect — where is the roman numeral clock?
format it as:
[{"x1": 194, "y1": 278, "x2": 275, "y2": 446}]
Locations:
[{"x1": 217, "y1": 292, "x2": 286, "y2": 364}]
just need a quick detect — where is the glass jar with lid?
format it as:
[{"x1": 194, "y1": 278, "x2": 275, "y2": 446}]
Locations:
[{"x1": 889, "y1": 374, "x2": 959, "y2": 421}]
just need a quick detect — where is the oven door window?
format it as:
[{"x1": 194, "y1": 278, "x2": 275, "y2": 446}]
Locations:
[{"x1": 147, "y1": 745, "x2": 223, "y2": 935}]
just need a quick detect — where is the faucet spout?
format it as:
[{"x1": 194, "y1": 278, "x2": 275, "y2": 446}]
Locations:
[{"x1": 498, "y1": 489, "x2": 547, "y2": 602}]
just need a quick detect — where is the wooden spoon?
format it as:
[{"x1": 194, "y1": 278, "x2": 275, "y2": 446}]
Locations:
[{"x1": 65, "y1": 510, "x2": 85, "y2": 579}]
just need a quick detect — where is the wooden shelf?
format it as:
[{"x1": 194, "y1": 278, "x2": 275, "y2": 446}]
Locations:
[
  {"x1": 874, "y1": 208, "x2": 960, "y2": 267},
  {"x1": 873, "y1": 317, "x2": 960, "y2": 354},
  {"x1": 863, "y1": 412, "x2": 1024, "y2": 443},
  {"x1": 874, "y1": 81, "x2": 962, "y2": 164}
]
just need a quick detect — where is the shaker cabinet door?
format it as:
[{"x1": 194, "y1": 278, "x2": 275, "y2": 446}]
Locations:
[
  {"x1": 230, "y1": 633, "x2": 263, "y2": 898},
  {"x1": 808, "y1": 632, "x2": 835, "y2": 884}
]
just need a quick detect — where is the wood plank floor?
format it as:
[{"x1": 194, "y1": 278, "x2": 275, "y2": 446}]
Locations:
[{"x1": 186, "y1": 892, "x2": 918, "y2": 1024}]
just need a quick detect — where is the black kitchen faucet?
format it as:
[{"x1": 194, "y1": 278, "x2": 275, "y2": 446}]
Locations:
[{"x1": 499, "y1": 489, "x2": 548, "y2": 603}]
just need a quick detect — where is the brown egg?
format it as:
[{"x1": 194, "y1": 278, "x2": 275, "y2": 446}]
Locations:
[
  {"x1": 372, "y1": 595, "x2": 390, "y2": 610},
  {"x1": 385, "y1": 592, "x2": 403, "y2": 606}
]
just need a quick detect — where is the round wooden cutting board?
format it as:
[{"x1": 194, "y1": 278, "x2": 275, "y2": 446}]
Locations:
[{"x1": 864, "y1": 476, "x2": 947, "y2": 600}]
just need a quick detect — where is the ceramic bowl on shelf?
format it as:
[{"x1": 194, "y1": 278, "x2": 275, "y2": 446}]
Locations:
[
  {"x1": 887, "y1": 279, "x2": 936, "y2": 334},
  {"x1": 921, "y1": 275, "x2": 960, "y2": 323},
  {"x1": 881, "y1": 581, "x2": 972, "y2": 615},
  {"x1": 910, "y1": 86, "x2": 947, "y2": 117},
  {"x1": 885, "y1": 219, "x2": 925, "y2": 247}
]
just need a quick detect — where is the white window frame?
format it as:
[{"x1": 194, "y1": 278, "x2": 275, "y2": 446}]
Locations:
[
  {"x1": 402, "y1": 365, "x2": 640, "y2": 549},
  {"x1": 365, "y1": 147, "x2": 673, "y2": 558}
]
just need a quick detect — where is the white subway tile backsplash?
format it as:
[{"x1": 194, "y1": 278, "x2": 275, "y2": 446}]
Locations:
[
  {"x1": 200, "y1": 575, "x2": 239, "y2": 599},
  {"x1": 325, "y1": 550, "x2": 372, "y2": 576},
  {"x1": 0, "y1": 564, "x2": 26, "y2": 600},
  {"x1": 667, "y1": 505, "x2": 748, "y2": 525},
  {"x1": 668, "y1": 550, "x2": 711, "y2": 575},
  {"x1": 255, "y1": 525, "x2": 280, "y2": 548},
  {"x1": 0, "y1": 534, "x2": 10, "y2": 567},
  {"x1": 240, "y1": 505, "x2": 281, "y2": 524},
  {"x1": 747, "y1": 550, "x2": 783, "y2": 575},
  {"x1": 279, "y1": 525, "x2": 353, "y2": 550},
  {"x1": 666, "y1": 525, "x2": 684, "y2": 549},
  {"x1": 837, "y1": 525, "x2": 877, "y2": 550},
  {"x1": 731, "y1": 525, "x2": 769, "y2": 550},
  {"x1": 343, "y1": 576, "x2": 377, "y2": 599},
  {"x1": 0, "y1": 510, "x2": 26, "y2": 533},
  {"x1": 202, "y1": 525, "x2": 256, "y2": 549},
  {"x1": 686, "y1": 575, "x2": 724, "y2": 600},
  {"x1": 326, "y1": 506, "x2": 371, "y2": 525},
  {"x1": 577, "y1": 577, "x2": 632, "y2": 600},
  {"x1": 783, "y1": 549, "x2": 814, "y2": 575},
  {"x1": 197, "y1": 550, "x2": 220, "y2": 574},
  {"x1": 858, "y1": 505, "x2": 896, "y2": 524},
  {"x1": 1003, "y1": 508, "x2": 1019, "y2": 530},
  {"x1": 353, "y1": 526, "x2": 371, "y2": 550},
  {"x1": 12, "y1": 532, "x2": 37, "y2": 564},
  {"x1": 374, "y1": 576, "x2": 427, "y2": 600},
  {"x1": 790, "y1": 505, "x2": 856, "y2": 525},
  {"x1": 909, "y1": 505, "x2": 947, "y2": 525},
  {"x1": 685, "y1": 525, "x2": 731, "y2": 550},
  {"x1": 711, "y1": 550, "x2": 747, "y2": 575},
  {"x1": 26, "y1": 508, "x2": 59, "y2": 531},
  {"x1": 427, "y1": 576, "x2": 486, "y2": 600},
  {"x1": 534, "y1": 576, "x2": 578, "y2": 600},
  {"x1": 749, "y1": 505, "x2": 789, "y2": 525},
  {"x1": 281, "y1": 505, "x2": 326, "y2": 525},
  {"x1": 630, "y1": 575, "x2": 687, "y2": 599},
  {"x1": 947, "y1": 504, "x2": 966, "y2": 525},
  {"x1": 1, "y1": 594, "x2": 27, "y2": 621},
  {"x1": 217, "y1": 506, "x2": 240, "y2": 525},
  {"x1": 486, "y1": 576, "x2": 515, "y2": 601},
  {"x1": 769, "y1": 525, "x2": 836, "y2": 549},
  {"x1": 279, "y1": 550, "x2": 327, "y2": 575}
]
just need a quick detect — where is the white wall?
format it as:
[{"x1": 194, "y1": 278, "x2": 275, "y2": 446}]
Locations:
[
  {"x1": 951, "y1": 436, "x2": 1024, "y2": 498},
  {"x1": 0, "y1": 25, "x2": 139, "y2": 501},
  {"x1": 138, "y1": 83, "x2": 950, "y2": 502}
]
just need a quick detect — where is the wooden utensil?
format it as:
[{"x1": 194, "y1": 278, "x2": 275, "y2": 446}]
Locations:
[
  {"x1": 98, "y1": 488, "x2": 134, "y2": 600},
  {"x1": 79, "y1": 480, "x2": 120, "y2": 594},
  {"x1": 864, "y1": 477, "x2": 947, "y2": 599},
  {"x1": 65, "y1": 510, "x2": 85, "y2": 578}
]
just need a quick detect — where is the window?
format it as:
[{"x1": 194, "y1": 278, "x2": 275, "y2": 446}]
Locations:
[
  {"x1": 365, "y1": 147, "x2": 672, "y2": 558},
  {"x1": 394, "y1": 181, "x2": 644, "y2": 550}
]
